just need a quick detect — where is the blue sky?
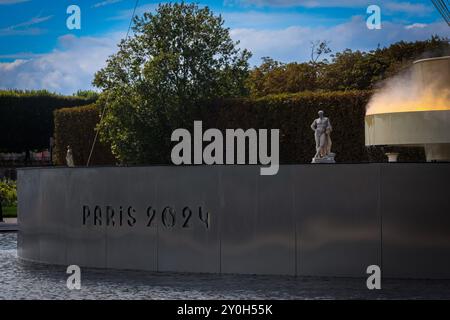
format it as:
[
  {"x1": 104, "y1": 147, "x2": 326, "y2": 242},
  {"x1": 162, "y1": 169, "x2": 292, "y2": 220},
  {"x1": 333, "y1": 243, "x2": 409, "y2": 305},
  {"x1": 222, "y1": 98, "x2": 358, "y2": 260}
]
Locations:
[{"x1": 0, "y1": 0, "x2": 448, "y2": 94}]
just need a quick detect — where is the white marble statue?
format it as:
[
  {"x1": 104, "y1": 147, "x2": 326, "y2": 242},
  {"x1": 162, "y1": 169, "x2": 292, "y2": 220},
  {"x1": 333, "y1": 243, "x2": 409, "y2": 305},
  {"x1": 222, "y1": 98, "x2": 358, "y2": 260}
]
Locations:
[
  {"x1": 310, "y1": 110, "x2": 335, "y2": 163},
  {"x1": 66, "y1": 145, "x2": 75, "y2": 167}
]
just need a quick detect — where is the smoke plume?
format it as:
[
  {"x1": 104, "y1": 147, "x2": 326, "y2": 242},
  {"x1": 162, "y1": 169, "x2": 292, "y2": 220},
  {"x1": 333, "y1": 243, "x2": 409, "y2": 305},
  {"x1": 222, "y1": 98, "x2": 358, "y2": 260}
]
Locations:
[{"x1": 366, "y1": 57, "x2": 450, "y2": 115}]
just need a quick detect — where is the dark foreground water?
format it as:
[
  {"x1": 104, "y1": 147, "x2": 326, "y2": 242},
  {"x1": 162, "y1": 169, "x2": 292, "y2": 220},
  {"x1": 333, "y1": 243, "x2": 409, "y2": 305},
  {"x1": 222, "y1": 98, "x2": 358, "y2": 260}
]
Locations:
[{"x1": 1, "y1": 233, "x2": 450, "y2": 300}]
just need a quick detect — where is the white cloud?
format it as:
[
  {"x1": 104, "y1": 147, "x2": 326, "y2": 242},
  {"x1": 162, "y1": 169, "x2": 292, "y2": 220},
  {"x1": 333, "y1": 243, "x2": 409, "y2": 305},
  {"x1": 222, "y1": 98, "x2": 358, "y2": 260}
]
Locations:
[
  {"x1": 92, "y1": 0, "x2": 123, "y2": 9},
  {"x1": 405, "y1": 23, "x2": 428, "y2": 29},
  {"x1": 384, "y1": 2, "x2": 434, "y2": 15},
  {"x1": 229, "y1": 0, "x2": 434, "y2": 15},
  {"x1": 222, "y1": 10, "x2": 344, "y2": 28},
  {"x1": 231, "y1": 17, "x2": 450, "y2": 64},
  {"x1": 0, "y1": 0, "x2": 30, "y2": 4},
  {"x1": 0, "y1": 33, "x2": 124, "y2": 94},
  {"x1": 0, "y1": 16, "x2": 447, "y2": 94},
  {"x1": 0, "y1": 59, "x2": 26, "y2": 71},
  {"x1": 0, "y1": 27, "x2": 44, "y2": 36},
  {"x1": 0, "y1": 52, "x2": 43, "y2": 59},
  {"x1": 108, "y1": 3, "x2": 160, "y2": 20},
  {"x1": 0, "y1": 15, "x2": 53, "y2": 36},
  {"x1": 6, "y1": 15, "x2": 52, "y2": 29},
  {"x1": 228, "y1": 0, "x2": 368, "y2": 8}
]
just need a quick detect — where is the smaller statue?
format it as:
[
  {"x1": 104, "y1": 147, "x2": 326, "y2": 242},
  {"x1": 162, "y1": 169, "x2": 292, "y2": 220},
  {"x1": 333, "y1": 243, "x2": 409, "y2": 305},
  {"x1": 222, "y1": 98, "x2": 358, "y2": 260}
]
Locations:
[
  {"x1": 311, "y1": 110, "x2": 335, "y2": 163},
  {"x1": 66, "y1": 145, "x2": 75, "y2": 167}
]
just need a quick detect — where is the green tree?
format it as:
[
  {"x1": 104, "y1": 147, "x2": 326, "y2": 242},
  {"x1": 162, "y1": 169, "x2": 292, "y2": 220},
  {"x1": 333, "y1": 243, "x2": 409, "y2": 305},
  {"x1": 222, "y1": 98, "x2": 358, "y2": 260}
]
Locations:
[
  {"x1": 247, "y1": 58, "x2": 318, "y2": 97},
  {"x1": 310, "y1": 40, "x2": 331, "y2": 64},
  {"x1": 318, "y1": 49, "x2": 380, "y2": 90},
  {"x1": 73, "y1": 90, "x2": 99, "y2": 100},
  {"x1": 247, "y1": 36, "x2": 449, "y2": 96},
  {"x1": 93, "y1": 2, "x2": 251, "y2": 164},
  {"x1": 319, "y1": 36, "x2": 449, "y2": 90}
]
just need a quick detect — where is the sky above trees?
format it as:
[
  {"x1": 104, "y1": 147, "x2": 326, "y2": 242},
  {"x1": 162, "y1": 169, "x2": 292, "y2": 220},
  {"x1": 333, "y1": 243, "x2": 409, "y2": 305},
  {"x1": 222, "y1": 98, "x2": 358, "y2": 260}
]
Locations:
[{"x1": 0, "y1": 0, "x2": 449, "y2": 94}]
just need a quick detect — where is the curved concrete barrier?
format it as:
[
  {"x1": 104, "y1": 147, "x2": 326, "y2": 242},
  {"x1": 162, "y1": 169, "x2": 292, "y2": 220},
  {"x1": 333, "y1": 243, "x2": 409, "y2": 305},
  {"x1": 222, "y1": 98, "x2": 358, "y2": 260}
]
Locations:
[{"x1": 17, "y1": 164, "x2": 450, "y2": 279}]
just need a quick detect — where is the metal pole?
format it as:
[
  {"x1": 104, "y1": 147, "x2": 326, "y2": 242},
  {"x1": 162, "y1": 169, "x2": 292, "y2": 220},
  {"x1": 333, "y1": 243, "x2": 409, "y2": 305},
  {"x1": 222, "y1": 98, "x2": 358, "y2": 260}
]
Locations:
[{"x1": 86, "y1": 0, "x2": 139, "y2": 166}]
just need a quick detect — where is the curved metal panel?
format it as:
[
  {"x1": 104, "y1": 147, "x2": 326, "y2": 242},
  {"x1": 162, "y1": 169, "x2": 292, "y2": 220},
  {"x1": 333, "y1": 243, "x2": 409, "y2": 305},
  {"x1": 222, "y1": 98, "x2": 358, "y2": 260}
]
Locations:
[
  {"x1": 381, "y1": 163, "x2": 450, "y2": 279},
  {"x1": 294, "y1": 164, "x2": 381, "y2": 277},
  {"x1": 16, "y1": 164, "x2": 450, "y2": 279},
  {"x1": 155, "y1": 166, "x2": 220, "y2": 273},
  {"x1": 220, "y1": 166, "x2": 296, "y2": 275}
]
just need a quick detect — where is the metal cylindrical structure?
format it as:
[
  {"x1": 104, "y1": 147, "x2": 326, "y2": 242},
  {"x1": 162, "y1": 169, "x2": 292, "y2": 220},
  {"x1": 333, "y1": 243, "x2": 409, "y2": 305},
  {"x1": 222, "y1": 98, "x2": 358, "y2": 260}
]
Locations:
[
  {"x1": 365, "y1": 56, "x2": 450, "y2": 161},
  {"x1": 413, "y1": 56, "x2": 450, "y2": 90}
]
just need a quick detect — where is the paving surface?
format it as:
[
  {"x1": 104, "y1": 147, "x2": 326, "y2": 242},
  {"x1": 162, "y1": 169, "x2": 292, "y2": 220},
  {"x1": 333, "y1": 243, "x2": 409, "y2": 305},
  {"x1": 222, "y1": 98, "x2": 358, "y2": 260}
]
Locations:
[
  {"x1": 0, "y1": 218, "x2": 18, "y2": 232},
  {"x1": 2, "y1": 233, "x2": 450, "y2": 299}
]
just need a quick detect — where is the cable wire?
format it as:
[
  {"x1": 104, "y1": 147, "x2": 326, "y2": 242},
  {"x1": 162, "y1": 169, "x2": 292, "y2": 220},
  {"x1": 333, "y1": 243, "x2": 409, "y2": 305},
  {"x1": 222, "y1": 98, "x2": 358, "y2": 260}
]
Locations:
[
  {"x1": 432, "y1": 0, "x2": 450, "y2": 25},
  {"x1": 86, "y1": 0, "x2": 140, "y2": 166}
]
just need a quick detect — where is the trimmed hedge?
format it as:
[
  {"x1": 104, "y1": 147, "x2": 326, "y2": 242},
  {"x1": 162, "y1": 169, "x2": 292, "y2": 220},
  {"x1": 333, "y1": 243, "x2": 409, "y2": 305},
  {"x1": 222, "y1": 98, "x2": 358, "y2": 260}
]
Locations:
[
  {"x1": 0, "y1": 179, "x2": 16, "y2": 207},
  {"x1": 0, "y1": 90, "x2": 95, "y2": 152},
  {"x1": 53, "y1": 90, "x2": 425, "y2": 165},
  {"x1": 211, "y1": 91, "x2": 372, "y2": 163},
  {"x1": 54, "y1": 104, "x2": 116, "y2": 166},
  {"x1": 209, "y1": 91, "x2": 424, "y2": 163}
]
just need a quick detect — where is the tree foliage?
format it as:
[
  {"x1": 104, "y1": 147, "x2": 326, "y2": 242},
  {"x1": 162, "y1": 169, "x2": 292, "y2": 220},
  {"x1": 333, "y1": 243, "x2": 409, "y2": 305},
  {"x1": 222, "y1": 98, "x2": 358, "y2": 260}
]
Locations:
[
  {"x1": 73, "y1": 90, "x2": 100, "y2": 100},
  {"x1": 54, "y1": 90, "x2": 426, "y2": 165},
  {"x1": 0, "y1": 90, "x2": 94, "y2": 152},
  {"x1": 93, "y1": 2, "x2": 251, "y2": 164},
  {"x1": 248, "y1": 36, "x2": 450, "y2": 97},
  {"x1": 53, "y1": 104, "x2": 116, "y2": 166},
  {"x1": 0, "y1": 179, "x2": 16, "y2": 207}
]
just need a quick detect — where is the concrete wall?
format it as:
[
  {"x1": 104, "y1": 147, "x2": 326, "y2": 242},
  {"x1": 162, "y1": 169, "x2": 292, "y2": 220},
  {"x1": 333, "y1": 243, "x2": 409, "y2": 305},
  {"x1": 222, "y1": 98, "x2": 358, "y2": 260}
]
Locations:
[{"x1": 17, "y1": 163, "x2": 450, "y2": 279}]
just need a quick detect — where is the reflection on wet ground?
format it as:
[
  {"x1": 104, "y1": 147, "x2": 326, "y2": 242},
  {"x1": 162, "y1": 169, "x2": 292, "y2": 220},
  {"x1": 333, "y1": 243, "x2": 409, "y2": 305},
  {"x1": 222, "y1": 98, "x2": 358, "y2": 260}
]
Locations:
[{"x1": 1, "y1": 233, "x2": 450, "y2": 300}]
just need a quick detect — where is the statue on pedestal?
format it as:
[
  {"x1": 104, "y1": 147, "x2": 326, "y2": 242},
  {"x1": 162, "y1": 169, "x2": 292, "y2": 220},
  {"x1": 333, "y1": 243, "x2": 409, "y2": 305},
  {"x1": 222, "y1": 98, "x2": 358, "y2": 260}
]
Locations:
[
  {"x1": 66, "y1": 145, "x2": 75, "y2": 167},
  {"x1": 311, "y1": 110, "x2": 335, "y2": 163}
]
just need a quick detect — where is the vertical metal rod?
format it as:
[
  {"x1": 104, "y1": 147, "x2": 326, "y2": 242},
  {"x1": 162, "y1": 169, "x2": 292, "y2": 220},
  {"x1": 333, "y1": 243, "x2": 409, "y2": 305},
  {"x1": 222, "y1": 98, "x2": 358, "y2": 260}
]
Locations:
[{"x1": 86, "y1": 0, "x2": 140, "y2": 166}]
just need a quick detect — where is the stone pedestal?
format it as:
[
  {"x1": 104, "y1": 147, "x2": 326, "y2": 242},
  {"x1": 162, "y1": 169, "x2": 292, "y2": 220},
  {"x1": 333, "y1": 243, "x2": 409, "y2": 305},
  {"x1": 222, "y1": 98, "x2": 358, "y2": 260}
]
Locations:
[
  {"x1": 312, "y1": 153, "x2": 336, "y2": 164},
  {"x1": 385, "y1": 152, "x2": 399, "y2": 163}
]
